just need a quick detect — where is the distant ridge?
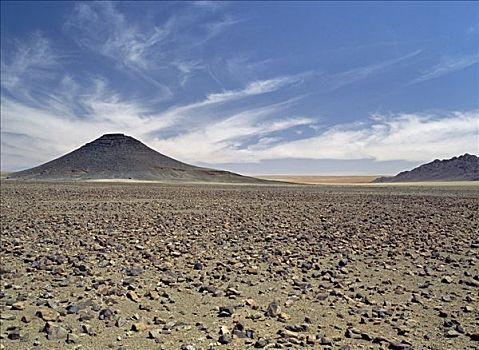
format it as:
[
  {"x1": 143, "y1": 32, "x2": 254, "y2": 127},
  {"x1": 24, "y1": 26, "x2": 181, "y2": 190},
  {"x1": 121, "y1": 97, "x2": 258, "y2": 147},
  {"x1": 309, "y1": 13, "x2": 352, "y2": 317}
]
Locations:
[
  {"x1": 374, "y1": 153, "x2": 479, "y2": 183},
  {"x1": 8, "y1": 134, "x2": 268, "y2": 183}
]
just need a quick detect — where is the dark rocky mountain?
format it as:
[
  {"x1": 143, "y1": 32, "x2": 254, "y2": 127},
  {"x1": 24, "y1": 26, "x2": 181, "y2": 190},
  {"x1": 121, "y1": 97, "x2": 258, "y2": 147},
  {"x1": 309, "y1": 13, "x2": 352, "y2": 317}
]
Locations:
[
  {"x1": 374, "y1": 153, "x2": 479, "y2": 182},
  {"x1": 8, "y1": 134, "x2": 268, "y2": 183}
]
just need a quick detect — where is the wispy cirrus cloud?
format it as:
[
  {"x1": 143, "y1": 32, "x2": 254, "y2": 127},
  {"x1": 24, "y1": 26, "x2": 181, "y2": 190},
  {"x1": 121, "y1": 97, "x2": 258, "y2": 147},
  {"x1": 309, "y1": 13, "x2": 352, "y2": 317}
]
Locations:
[
  {"x1": 254, "y1": 111, "x2": 478, "y2": 162},
  {"x1": 1, "y1": 59, "x2": 310, "y2": 170},
  {"x1": 150, "y1": 74, "x2": 309, "y2": 132},
  {"x1": 65, "y1": 2, "x2": 168, "y2": 70},
  {"x1": 204, "y1": 75, "x2": 306, "y2": 103},
  {"x1": 1, "y1": 85, "x2": 174, "y2": 171},
  {"x1": 152, "y1": 100, "x2": 314, "y2": 163},
  {"x1": 64, "y1": 1, "x2": 241, "y2": 91},
  {"x1": 2, "y1": 72, "x2": 476, "y2": 170},
  {"x1": 136, "y1": 109, "x2": 478, "y2": 165},
  {"x1": 323, "y1": 50, "x2": 422, "y2": 91},
  {"x1": 0, "y1": 20, "x2": 311, "y2": 171},
  {"x1": 1, "y1": 32, "x2": 58, "y2": 92},
  {"x1": 172, "y1": 59, "x2": 205, "y2": 88},
  {"x1": 409, "y1": 54, "x2": 479, "y2": 85},
  {"x1": 2, "y1": 2, "x2": 477, "y2": 174},
  {"x1": 1, "y1": 39, "x2": 475, "y2": 171}
]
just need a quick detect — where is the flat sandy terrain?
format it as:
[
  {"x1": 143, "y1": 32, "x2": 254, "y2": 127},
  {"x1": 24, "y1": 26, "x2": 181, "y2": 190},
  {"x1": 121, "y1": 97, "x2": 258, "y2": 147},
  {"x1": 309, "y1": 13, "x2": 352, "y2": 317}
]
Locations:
[
  {"x1": 257, "y1": 176, "x2": 479, "y2": 187},
  {"x1": 256, "y1": 176, "x2": 380, "y2": 184},
  {"x1": 1, "y1": 181, "x2": 478, "y2": 350}
]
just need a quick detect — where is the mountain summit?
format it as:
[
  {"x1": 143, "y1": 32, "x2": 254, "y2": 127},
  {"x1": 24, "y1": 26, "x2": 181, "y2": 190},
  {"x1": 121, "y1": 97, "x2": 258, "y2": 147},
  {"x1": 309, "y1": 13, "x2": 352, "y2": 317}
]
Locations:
[
  {"x1": 374, "y1": 153, "x2": 479, "y2": 182},
  {"x1": 9, "y1": 134, "x2": 265, "y2": 183}
]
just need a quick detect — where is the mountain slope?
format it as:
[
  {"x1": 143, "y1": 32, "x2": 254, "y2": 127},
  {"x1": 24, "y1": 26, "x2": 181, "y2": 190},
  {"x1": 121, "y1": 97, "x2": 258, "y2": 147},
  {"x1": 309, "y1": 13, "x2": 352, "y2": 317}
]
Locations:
[
  {"x1": 8, "y1": 134, "x2": 267, "y2": 183},
  {"x1": 374, "y1": 154, "x2": 479, "y2": 183}
]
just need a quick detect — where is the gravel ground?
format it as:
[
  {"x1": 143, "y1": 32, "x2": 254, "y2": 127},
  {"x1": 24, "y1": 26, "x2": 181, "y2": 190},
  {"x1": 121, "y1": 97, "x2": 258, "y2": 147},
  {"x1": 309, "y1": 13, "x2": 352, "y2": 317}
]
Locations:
[{"x1": 1, "y1": 181, "x2": 478, "y2": 350}]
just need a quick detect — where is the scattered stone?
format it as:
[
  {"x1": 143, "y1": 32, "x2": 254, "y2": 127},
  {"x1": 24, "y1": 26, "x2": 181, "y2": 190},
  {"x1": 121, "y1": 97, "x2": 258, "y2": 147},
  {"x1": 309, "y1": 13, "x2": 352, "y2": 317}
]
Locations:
[
  {"x1": 441, "y1": 276, "x2": 453, "y2": 284},
  {"x1": 36, "y1": 308, "x2": 59, "y2": 322},
  {"x1": 218, "y1": 334, "x2": 232, "y2": 344},
  {"x1": 254, "y1": 338, "x2": 268, "y2": 348},
  {"x1": 148, "y1": 329, "x2": 161, "y2": 340},
  {"x1": 181, "y1": 345, "x2": 197, "y2": 350},
  {"x1": 125, "y1": 267, "x2": 143, "y2": 276},
  {"x1": 44, "y1": 323, "x2": 68, "y2": 340},
  {"x1": 1, "y1": 180, "x2": 475, "y2": 350},
  {"x1": 115, "y1": 317, "x2": 127, "y2": 327},
  {"x1": 445, "y1": 329, "x2": 460, "y2": 338},
  {"x1": 11, "y1": 302, "x2": 25, "y2": 310},
  {"x1": 1, "y1": 313, "x2": 16, "y2": 320},
  {"x1": 265, "y1": 301, "x2": 281, "y2": 317},
  {"x1": 148, "y1": 290, "x2": 160, "y2": 300},
  {"x1": 8, "y1": 328, "x2": 20, "y2": 340},
  {"x1": 463, "y1": 305, "x2": 473, "y2": 313},
  {"x1": 389, "y1": 343, "x2": 412, "y2": 350},
  {"x1": 469, "y1": 333, "x2": 479, "y2": 341},
  {"x1": 82, "y1": 323, "x2": 95, "y2": 336},
  {"x1": 66, "y1": 304, "x2": 80, "y2": 314},
  {"x1": 99, "y1": 308, "x2": 114, "y2": 320},
  {"x1": 127, "y1": 291, "x2": 140, "y2": 303},
  {"x1": 218, "y1": 306, "x2": 234, "y2": 317},
  {"x1": 66, "y1": 333, "x2": 79, "y2": 344},
  {"x1": 131, "y1": 322, "x2": 148, "y2": 332},
  {"x1": 340, "y1": 345, "x2": 353, "y2": 350}
]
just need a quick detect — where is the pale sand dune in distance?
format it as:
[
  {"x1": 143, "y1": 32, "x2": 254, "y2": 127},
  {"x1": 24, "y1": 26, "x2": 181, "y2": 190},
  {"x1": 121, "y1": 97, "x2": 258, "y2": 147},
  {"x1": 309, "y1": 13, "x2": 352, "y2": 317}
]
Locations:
[
  {"x1": 257, "y1": 176, "x2": 479, "y2": 187},
  {"x1": 256, "y1": 175, "x2": 379, "y2": 184}
]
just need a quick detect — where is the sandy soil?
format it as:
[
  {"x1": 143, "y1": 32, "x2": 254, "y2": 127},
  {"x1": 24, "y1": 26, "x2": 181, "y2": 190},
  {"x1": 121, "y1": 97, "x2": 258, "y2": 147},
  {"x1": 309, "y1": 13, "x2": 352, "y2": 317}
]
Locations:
[
  {"x1": 256, "y1": 176, "x2": 380, "y2": 184},
  {"x1": 1, "y1": 181, "x2": 478, "y2": 350},
  {"x1": 257, "y1": 176, "x2": 479, "y2": 187}
]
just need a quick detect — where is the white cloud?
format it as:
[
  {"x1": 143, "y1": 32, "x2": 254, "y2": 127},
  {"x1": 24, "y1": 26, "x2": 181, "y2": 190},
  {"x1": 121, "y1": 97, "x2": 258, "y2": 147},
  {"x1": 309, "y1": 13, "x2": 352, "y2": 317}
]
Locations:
[
  {"x1": 1, "y1": 11, "x2": 476, "y2": 172},
  {"x1": 409, "y1": 54, "x2": 479, "y2": 84},
  {"x1": 151, "y1": 102, "x2": 313, "y2": 163},
  {"x1": 64, "y1": 1, "x2": 240, "y2": 91},
  {"x1": 153, "y1": 74, "x2": 308, "y2": 129},
  {"x1": 0, "y1": 92, "x2": 176, "y2": 170},
  {"x1": 131, "y1": 109, "x2": 478, "y2": 165},
  {"x1": 324, "y1": 50, "x2": 422, "y2": 91},
  {"x1": 1, "y1": 32, "x2": 58, "y2": 91},
  {"x1": 205, "y1": 75, "x2": 304, "y2": 103},
  {"x1": 2, "y1": 71, "x2": 476, "y2": 171},
  {"x1": 66, "y1": 2, "x2": 171, "y2": 70},
  {"x1": 172, "y1": 59, "x2": 205, "y2": 88},
  {"x1": 0, "y1": 70, "x2": 307, "y2": 170},
  {"x1": 256, "y1": 111, "x2": 478, "y2": 162},
  {"x1": 0, "y1": 10, "x2": 307, "y2": 169}
]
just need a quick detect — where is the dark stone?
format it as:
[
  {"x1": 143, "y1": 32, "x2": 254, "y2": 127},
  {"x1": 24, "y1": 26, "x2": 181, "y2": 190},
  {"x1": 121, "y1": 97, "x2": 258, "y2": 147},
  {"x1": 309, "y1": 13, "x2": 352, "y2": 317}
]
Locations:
[
  {"x1": 254, "y1": 338, "x2": 268, "y2": 348},
  {"x1": 265, "y1": 301, "x2": 280, "y2": 317},
  {"x1": 66, "y1": 304, "x2": 79, "y2": 314},
  {"x1": 99, "y1": 308, "x2": 114, "y2": 320},
  {"x1": 8, "y1": 328, "x2": 20, "y2": 340},
  {"x1": 338, "y1": 257, "x2": 349, "y2": 267},
  {"x1": 469, "y1": 333, "x2": 479, "y2": 341},
  {"x1": 125, "y1": 267, "x2": 143, "y2": 276},
  {"x1": 218, "y1": 306, "x2": 234, "y2": 317},
  {"x1": 218, "y1": 334, "x2": 232, "y2": 344}
]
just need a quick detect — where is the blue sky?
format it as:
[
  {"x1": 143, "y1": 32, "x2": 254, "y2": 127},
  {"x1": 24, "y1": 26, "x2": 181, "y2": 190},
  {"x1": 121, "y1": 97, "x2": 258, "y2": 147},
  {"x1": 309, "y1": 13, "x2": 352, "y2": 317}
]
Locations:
[{"x1": 1, "y1": 1, "x2": 478, "y2": 174}]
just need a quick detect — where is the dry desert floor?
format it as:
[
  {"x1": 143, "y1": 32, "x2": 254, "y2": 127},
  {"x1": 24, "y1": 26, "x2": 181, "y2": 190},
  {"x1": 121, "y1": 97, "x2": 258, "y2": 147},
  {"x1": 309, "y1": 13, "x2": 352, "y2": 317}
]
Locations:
[
  {"x1": 0, "y1": 181, "x2": 478, "y2": 350},
  {"x1": 256, "y1": 176, "x2": 379, "y2": 184}
]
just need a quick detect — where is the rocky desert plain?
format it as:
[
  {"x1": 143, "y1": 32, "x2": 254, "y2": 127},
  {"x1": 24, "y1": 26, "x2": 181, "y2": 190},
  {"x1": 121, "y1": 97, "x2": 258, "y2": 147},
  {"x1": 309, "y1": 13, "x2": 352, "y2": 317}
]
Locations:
[{"x1": 1, "y1": 180, "x2": 478, "y2": 350}]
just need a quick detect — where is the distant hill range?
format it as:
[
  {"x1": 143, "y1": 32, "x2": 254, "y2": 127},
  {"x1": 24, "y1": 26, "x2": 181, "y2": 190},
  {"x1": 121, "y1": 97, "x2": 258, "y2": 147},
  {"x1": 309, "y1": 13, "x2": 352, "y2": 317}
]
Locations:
[
  {"x1": 374, "y1": 153, "x2": 479, "y2": 183},
  {"x1": 8, "y1": 134, "x2": 268, "y2": 183}
]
